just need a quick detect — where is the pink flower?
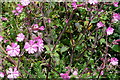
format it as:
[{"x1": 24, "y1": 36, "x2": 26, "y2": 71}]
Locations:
[
  {"x1": 32, "y1": 24, "x2": 39, "y2": 32},
  {"x1": 16, "y1": 33, "x2": 25, "y2": 42},
  {"x1": 39, "y1": 26, "x2": 45, "y2": 31},
  {"x1": 77, "y1": 3, "x2": 84, "y2": 7},
  {"x1": 100, "y1": 10, "x2": 104, "y2": 12},
  {"x1": 97, "y1": 21, "x2": 105, "y2": 28},
  {"x1": 12, "y1": 10, "x2": 16, "y2": 13},
  {"x1": 33, "y1": 36, "x2": 41, "y2": 41},
  {"x1": 47, "y1": 19, "x2": 51, "y2": 23},
  {"x1": 65, "y1": 67, "x2": 70, "y2": 69},
  {"x1": 16, "y1": 7, "x2": 21, "y2": 11},
  {"x1": 71, "y1": 2, "x2": 84, "y2": 10},
  {"x1": 73, "y1": 71, "x2": 78, "y2": 75},
  {"x1": 6, "y1": 67, "x2": 19, "y2": 78},
  {"x1": 16, "y1": 8, "x2": 23, "y2": 13},
  {"x1": 85, "y1": 68, "x2": 88, "y2": 70},
  {"x1": 106, "y1": 27, "x2": 114, "y2": 35},
  {"x1": 24, "y1": 40, "x2": 38, "y2": 54},
  {"x1": 0, "y1": 72, "x2": 4, "y2": 78},
  {"x1": 111, "y1": 18, "x2": 119, "y2": 23},
  {"x1": 110, "y1": 57, "x2": 119, "y2": 65},
  {"x1": 60, "y1": 73, "x2": 70, "y2": 80},
  {"x1": 112, "y1": 39, "x2": 120, "y2": 45},
  {"x1": 88, "y1": 0, "x2": 98, "y2": 5},
  {"x1": 15, "y1": 13, "x2": 19, "y2": 16},
  {"x1": 33, "y1": 24, "x2": 39, "y2": 28},
  {"x1": 16, "y1": 4, "x2": 23, "y2": 13},
  {"x1": 0, "y1": 36, "x2": 3, "y2": 42},
  {"x1": 34, "y1": 36, "x2": 44, "y2": 52},
  {"x1": 12, "y1": 4, "x2": 23, "y2": 16},
  {"x1": 36, "y1": 38, "x2": 44, "y2": 52},
  {"x1": 6, "y1": 43, "x2": 20, "y2": 57},
  {"x1": 1, "y1": 17, "x2": 8, "y2": 21},
  {"x1": 20, "y1": 0, "x2": 30, "y2": 6},
  {"x1": 113, "y1": 2, "x2": 119, "y2": 7},
  {"x1": 65, "y1": 19, "x2": 69, "y2": 23},
  {"x1": 100, "y1": 70, "x2": 104, "y2": 75},
  {"x1": 17, "y1": 4, "x2": 24, "y2": 8},
  {"x1": 71, "y1": 2, "x2": 77, "y2": 10},
  {"x1": 113, "y1": 13, "x2": 120, "y2": 21},
  {"x1": 4, "y1": 40, "x2": 9, "y2": 43}
]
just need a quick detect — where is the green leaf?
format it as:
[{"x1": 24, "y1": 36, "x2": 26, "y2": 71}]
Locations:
[
  {"x1": 90, "y1": 59, "x2": 94, "y2": 64},
  {"x1": 44, "y1": 45, "x2": 50, "y2": 51},
  {"x1": 52, "y1": 52, "x2": 60, "y2": 65},
  {"x1": 60, "y1": 46, "x2": 69, "y2": 53},
  {"x1": 20, "y1": 12, "x2": 26, "y2": 20},
  {"x1": 45, "y1": 50, "x2": 52, "y2": 54},
  {"x1": 75, "y1": 45, "x2": 82, "y2": 50},
  {"x1": 100, "y1": 38, "x2": 106, "y2": 44},
  {"x1": 111, "y1": 45, "x2": 120, "y2": 52},
  {"x1": 91, "y1": 19, "x2": 98, "y2": 23},
  {"x1": 88, "y1": 36, "x2": 94, "y2": 40}
]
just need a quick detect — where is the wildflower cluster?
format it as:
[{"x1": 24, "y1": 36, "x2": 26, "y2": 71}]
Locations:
[{"x1": 0, "y1": 0, "x2": 119, "y2": 79}]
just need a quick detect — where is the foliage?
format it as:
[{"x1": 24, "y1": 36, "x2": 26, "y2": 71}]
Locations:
[{"x1": 0, "y1": 1, "x2": 120, "y2": 79}]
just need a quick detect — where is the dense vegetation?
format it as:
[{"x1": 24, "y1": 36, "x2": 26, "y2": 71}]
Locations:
[{"x1": 0, "y1": 1, "x2": 120, "y2": 79}]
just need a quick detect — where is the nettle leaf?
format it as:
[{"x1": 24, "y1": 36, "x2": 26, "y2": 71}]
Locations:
[
  {"x1": 60, "y1": 46, "x2": 69, "y2": 53},
  {"x1": 111, "y1": 45, "x2": 120, "y2": 52}
]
